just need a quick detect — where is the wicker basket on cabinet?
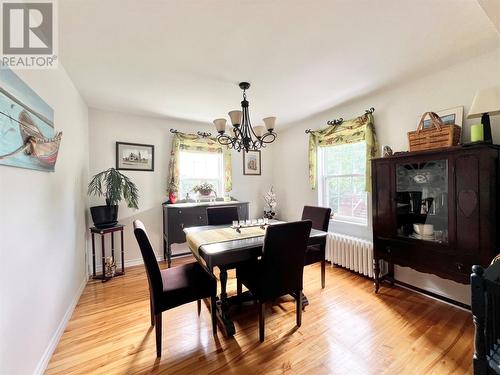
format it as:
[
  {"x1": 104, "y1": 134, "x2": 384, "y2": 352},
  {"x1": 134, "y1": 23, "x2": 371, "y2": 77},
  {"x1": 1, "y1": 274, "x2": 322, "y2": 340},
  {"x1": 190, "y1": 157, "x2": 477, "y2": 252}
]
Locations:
[{"x1": 408, "y1": 111, "x2": 461, "y2": 152}]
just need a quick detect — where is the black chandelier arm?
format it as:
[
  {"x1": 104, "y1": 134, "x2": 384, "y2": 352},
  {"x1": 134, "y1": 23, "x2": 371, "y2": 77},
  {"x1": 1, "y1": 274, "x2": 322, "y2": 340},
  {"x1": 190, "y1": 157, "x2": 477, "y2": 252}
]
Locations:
[
  {"x1": 260, "y1": 132, "x2": 276, "y2": 144},
  {"x1": 216, "y1": 133, "x2": 235, "y2": 146}
]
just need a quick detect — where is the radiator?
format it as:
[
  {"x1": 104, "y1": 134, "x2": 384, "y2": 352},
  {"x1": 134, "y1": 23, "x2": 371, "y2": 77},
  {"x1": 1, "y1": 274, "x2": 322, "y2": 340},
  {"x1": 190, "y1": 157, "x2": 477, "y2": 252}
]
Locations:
[{"x1": 325, "y1": 233, "x2": 386, "y2": 278}]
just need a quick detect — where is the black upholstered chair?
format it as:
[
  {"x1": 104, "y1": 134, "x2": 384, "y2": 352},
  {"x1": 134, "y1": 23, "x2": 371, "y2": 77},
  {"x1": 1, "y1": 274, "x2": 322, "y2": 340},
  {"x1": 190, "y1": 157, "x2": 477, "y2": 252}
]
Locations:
[
  {"x1": 206, "y1": 206, "x2": 239, "y2": 225},
  {"x1": 301, "y1": 206, "x2": 331, "y2": 288},
  {"x1": 133, "y1": 220, "x2": 217, "y2": 357},
  {"x1": 236, "y1": 220, "x2": 312, "y2": 342}
]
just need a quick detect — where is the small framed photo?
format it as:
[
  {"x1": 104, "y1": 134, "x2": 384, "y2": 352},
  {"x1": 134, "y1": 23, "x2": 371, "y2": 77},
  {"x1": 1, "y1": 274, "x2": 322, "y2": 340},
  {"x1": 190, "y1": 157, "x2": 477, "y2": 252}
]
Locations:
[
  {"x1": 416, "y1": 106, "x2": 463, "y2": 129},
  {"x1": 116, "y1": 142, "x2": 154, "y2": 171},
  {"x1": 243, "y1": 150, "x2": 261, "y2": 175}
]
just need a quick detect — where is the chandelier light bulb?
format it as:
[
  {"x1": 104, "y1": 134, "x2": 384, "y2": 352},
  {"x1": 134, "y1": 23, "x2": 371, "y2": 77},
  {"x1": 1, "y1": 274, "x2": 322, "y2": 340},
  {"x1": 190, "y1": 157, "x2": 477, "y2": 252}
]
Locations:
[
  {"x1": 228, "y1": 110, "x2": 242, "y2": 127},
  {"x1": 213, "y1": 118, "x2": 227, "y2": 133},
  {"x1": 263, "y1": 117, "x2": 276, "y2": 131},
  {"x1": 253, "y1": 125, "x2": 265, "y2": 138}
]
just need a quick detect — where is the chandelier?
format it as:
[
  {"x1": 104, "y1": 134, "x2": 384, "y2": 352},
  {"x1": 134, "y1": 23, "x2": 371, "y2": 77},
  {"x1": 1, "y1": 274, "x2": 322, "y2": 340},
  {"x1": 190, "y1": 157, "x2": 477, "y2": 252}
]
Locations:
[{"x1": 213, "y1": 82, "x2": 277, "y2": 152}]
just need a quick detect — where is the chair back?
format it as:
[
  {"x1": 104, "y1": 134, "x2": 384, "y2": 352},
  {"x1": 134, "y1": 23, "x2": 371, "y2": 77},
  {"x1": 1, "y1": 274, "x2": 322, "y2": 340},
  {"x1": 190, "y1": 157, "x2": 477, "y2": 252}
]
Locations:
[
  {"x1": 133, "y1": 220, "x2": 162, "y2": 309},
  {"x1": 301, "y1": 205, "x2": 331, "y2": 231},
  {"x1": 207, "y1": 206, "x2": 239, "y2": 225},
  {"x1": 260, "y1": 220, "x2": 312, "y2": 299}
]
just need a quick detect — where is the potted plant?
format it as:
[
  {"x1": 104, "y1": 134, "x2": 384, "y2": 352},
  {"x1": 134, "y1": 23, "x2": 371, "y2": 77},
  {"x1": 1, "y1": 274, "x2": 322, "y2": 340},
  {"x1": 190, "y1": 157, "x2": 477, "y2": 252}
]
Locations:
[
  {"x1": 167, "y1": 179, "x2": 178, "y2": 204},
  {"x1": 192, "y1": 182, "x2": 215, "y2": 197},
  {"x1": 88, "y1": 168, "x2": 139, "y2": 228}
]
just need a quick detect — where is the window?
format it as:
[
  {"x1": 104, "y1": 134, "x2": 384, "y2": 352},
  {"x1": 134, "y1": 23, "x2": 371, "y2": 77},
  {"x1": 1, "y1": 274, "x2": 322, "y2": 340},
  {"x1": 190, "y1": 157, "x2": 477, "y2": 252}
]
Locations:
[
  {"x1": 318, "y1": 142, "x2": 367, "y2": 225},
  {"x1": 178, "y1": 151, "x2": 224, "y2": 199}
]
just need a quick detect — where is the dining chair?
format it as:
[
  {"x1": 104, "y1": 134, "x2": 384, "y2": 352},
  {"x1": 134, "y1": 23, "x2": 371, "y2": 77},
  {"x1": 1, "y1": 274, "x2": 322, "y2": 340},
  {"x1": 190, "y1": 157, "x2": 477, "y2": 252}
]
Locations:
[
  {"x1": 236, "y1": 220, "x2": 312, "y2": 342},
  {"x1": 301, "y1": 206, "x2": 331, "y2": 288},
  {"x1": 206, "y1": 206, "x2": 239, "y2": 225},
  {"x1": 133, "y1": 220, "x2": 217, "y2": 357},
  {"x1": 206, "y1": 205, "x2": 240, "y2": 302}
]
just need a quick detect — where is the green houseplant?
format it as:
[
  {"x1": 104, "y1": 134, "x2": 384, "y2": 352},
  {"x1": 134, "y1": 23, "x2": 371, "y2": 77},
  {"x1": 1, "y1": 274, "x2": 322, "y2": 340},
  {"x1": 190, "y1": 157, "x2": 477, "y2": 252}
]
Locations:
[
  {"x1": 192, "y1": 182, "x2": 215, "y2": 196},
  {"x1": 88, "y1": 168, "x2": 139, "y2": 228}
]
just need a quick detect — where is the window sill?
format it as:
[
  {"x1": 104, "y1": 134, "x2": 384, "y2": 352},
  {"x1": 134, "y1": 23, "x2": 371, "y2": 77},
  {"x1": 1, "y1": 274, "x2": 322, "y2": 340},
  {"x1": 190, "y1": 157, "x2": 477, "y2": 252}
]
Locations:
[{"x1": 330, "y1": 218, "x2": 368, "y2": 228}]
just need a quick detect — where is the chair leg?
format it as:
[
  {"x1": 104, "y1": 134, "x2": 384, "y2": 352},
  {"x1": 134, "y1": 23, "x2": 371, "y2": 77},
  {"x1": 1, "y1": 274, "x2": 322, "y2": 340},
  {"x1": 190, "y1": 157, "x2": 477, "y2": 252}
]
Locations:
[
  {"x1": 296, "y1": 291, "x2": 302, "y2": 327},
  {"x1": 155, "y1": 313, "x2": 162, "y2": 357},
  {"x1": 321, "y1": 260, "x2": 326, "y2": 289},
  {"x1": 237, "y1": 279, "x2": 242, "y2": 296},
  {"x1": 150, "y1": 297, "x2": 154, "y2": 327},
  {"x1": 237, "y1": 279, "x2": 243, "y2": 310},
  {"x1": 210, "y1": 295, "x2": 217, "y2": 334},
  {"x1": 197, "y1": 299, "x2": 201, "y2": 316},
  {"x1": 258, "y1": 301, "x2": 265, "y2": 342}
]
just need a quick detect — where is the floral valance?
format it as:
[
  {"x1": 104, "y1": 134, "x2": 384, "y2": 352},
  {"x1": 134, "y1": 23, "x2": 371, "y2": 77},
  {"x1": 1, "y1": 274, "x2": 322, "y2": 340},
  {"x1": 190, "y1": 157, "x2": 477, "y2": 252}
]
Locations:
[
  {"x1": 168, "y1": 132, "x2": 232, "y2": 193},
  {"x1": 308, "y1": 112, "x2": 379, "y2": 192}
]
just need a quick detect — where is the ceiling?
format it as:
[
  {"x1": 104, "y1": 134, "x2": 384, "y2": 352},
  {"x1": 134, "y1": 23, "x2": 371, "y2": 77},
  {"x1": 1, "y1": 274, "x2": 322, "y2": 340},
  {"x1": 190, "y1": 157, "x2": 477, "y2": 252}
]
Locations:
[{"x1": 59, "y1": 0, "x2": 500, "y2": 127}]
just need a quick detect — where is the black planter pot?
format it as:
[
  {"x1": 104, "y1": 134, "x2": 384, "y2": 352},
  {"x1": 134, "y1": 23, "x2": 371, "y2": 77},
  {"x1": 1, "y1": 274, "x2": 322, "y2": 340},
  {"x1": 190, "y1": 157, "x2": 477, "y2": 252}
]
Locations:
[{"x1": 90, "y1": 205, "x2": 118, "y2": 228}]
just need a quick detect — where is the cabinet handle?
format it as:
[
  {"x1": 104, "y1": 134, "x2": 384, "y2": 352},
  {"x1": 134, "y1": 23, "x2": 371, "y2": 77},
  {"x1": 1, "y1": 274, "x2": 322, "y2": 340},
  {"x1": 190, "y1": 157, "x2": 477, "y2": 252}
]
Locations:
[
  {"x1": 456, "y1": 263, "x2": 464, "y2": 271},
  {"x1": 178, "y1": 210, "x2": 182, "y2": 214},
  {"x1": 180, "y1": 223, "x2": 184, "y2": 229},
  {"x1": 199, "y1": 216, "x2": 203, "y2": 220}
]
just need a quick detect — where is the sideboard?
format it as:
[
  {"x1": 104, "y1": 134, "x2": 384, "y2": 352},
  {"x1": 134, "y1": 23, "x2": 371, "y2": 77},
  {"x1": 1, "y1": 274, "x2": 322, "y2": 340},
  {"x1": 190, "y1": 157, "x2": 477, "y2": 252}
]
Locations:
[
  {"x1": 162, "y1": 200, "x2": 249, "y2": 267},
  {"x1": 372, "y1": 144, "x2": 500, "y2": 299}
]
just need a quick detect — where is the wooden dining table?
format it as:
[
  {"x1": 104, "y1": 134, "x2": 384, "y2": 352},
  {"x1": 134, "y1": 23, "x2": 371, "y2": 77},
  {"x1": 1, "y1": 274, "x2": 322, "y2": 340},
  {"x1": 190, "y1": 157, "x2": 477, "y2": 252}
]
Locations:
[{"x1": 184, "y1": 223, "x2": 328, "y2": 337}]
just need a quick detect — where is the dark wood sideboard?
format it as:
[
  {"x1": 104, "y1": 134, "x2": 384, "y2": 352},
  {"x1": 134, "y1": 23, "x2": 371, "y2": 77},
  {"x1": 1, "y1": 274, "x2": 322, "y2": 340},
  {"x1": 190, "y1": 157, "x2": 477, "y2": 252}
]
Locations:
[
  {"x1": 372, "y1": 144, "x2": 500, "y2": 297},
  {"x1": 162, "y1": 201, "x2": 249, "y2": 267}
]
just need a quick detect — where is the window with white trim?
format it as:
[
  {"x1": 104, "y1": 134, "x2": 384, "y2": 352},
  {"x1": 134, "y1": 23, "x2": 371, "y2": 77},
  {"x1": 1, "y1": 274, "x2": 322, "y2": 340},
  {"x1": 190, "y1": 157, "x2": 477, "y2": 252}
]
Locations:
[
  {"x1": 178, "y1": 151, "x2": 224, "y2": 199},
  {"x1": 318, "y1": 142, "x2": 368, "y2": 225}
]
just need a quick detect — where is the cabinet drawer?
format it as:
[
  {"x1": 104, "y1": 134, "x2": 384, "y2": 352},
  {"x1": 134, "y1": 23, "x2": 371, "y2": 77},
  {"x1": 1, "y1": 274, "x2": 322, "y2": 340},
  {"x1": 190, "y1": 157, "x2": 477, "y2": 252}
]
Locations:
[
  {"x1": 167, "y1": 207, "x2": 206, "y2": 218},
  {"x1": 169, "y1": 214, "x2": 207, "y2": 232}
]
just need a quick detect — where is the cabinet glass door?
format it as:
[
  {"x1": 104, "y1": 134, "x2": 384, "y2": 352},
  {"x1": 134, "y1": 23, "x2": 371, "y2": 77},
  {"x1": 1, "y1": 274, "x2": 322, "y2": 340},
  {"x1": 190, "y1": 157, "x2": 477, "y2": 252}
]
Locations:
[{"x1": 395, "y1": 159, "x2": 448, "y2": 243}]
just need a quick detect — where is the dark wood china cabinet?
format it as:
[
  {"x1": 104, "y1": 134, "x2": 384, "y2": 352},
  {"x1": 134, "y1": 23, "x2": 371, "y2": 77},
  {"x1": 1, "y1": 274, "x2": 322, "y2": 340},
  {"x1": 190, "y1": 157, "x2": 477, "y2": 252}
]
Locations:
[{"x1": 372, "y1": 144, "x2": 500, "y2": 296}]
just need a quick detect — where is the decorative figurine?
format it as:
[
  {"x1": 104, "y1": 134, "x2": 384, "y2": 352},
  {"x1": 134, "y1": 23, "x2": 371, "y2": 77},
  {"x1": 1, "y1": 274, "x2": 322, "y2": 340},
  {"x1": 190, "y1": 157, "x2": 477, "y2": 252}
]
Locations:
[
  {"x1": 104, "y1": 256, "x2": 116, "y2": 278},
  {"x1": 383, "y1": 145, "x2": 393, "y2": 157}
]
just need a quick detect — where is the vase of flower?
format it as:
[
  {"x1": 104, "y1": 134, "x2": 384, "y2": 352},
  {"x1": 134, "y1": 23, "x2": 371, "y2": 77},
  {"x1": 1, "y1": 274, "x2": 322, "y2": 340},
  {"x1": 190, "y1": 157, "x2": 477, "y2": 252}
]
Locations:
[
  {"x1": 168, "y1": 180, "x2": 178, "y2": 204},
  {"x1": 264, "y1": 186, "x2": 277, "y2": 219}
]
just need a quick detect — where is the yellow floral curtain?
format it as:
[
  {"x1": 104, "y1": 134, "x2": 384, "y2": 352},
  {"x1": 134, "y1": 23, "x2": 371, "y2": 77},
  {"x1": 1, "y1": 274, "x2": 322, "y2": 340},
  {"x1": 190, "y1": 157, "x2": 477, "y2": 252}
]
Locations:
[
  {"x1": 308, "y1": 112, "x2": 379, "y2": 192},
  {"x1": 168, "y1": 132, "x2": 232, "y2": 193}
]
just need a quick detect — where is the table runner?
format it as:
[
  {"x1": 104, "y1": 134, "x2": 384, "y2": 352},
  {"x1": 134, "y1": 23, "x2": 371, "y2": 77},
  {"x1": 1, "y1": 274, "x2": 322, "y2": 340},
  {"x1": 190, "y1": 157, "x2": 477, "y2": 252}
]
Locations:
[{"x1": 187, "y1": 226, "x2": 267, "y2": 258}]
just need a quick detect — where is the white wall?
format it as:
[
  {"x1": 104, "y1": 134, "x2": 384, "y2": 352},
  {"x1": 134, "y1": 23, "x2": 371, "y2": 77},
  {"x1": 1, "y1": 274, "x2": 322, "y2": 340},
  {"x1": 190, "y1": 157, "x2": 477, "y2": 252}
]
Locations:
[
  {"x1": 0, "y1": 67, "x2": 89, "y2": 375},
  {"x1": 272, "y1": 49, "x2": 500, "y2": 305},
  {"x1": 88, "y1": 109, "x2": 274, "y2": 266}
]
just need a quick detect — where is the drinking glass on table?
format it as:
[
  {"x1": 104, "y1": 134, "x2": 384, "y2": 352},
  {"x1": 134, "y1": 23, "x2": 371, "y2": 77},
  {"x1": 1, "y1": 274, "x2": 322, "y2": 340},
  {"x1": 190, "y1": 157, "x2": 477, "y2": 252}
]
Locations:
[
  {"x1": 232, "y1": 220, "x2": 238, "y2": 228},
  {"x1": 245, "y1": 219, "x2": 251, "y2": 226},
  {"x1": 263, "y1": 218, "x2": 269, "y2": 225}
]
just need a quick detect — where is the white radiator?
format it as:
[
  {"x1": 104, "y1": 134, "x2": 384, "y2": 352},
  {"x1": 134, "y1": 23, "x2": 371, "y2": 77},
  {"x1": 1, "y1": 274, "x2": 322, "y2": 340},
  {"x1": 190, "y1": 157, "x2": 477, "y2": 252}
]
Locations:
[{"x1": 325, "y1": 233, "x2": 386, "y2": 278}]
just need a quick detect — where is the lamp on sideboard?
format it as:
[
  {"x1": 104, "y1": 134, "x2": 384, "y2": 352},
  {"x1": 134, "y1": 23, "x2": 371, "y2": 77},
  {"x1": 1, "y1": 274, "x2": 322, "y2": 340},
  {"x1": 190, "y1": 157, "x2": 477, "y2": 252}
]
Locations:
[{"x1": 467, "y1": 86, "x2": 500, "y2": 144}]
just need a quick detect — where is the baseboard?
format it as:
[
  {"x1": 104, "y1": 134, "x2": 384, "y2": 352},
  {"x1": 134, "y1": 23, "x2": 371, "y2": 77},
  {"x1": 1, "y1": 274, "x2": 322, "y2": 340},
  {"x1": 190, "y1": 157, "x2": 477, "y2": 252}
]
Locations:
[
  {"x1": 33, "y1": 275, "x2": 88, "y2": 375},
  {"x1": 124, "y1": 255, "x2": 162, "y2": 268},
  {"x1": 389, "y1": 279, "x2": 470, "y2": 311}
]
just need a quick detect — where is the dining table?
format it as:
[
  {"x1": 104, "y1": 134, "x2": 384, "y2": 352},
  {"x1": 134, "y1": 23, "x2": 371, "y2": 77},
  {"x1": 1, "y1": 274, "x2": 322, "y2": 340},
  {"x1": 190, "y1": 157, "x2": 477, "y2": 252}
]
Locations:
[{"x1": 184, "y1": 222, "x2": 328, "y2": 337}]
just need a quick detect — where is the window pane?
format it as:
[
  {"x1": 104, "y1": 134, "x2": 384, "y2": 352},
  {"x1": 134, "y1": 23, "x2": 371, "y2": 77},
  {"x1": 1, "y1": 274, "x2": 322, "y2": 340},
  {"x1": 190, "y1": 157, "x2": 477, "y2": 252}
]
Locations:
[
  {"x1": 178, "y1": 151, "x2": 223, "y2": 198},
  {"x1": 323, "y1": 142, "x2": 366, "y2": 177},
  {"x1": 321, "y1": 142, "x2": 367, "y2": 224}
]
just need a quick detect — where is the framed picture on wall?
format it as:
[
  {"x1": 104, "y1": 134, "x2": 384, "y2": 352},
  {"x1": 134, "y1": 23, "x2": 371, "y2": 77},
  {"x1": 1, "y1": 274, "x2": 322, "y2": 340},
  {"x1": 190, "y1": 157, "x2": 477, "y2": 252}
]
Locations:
[
  {"x1": 416, "y1": 106, "x2": 464, "y2": 129},
  {"x1": 243, "y1": 150, "x2": 261, "y2": 175},
  {"x1": 116, "y1": 142, "x2": 154, "y2": 171}
]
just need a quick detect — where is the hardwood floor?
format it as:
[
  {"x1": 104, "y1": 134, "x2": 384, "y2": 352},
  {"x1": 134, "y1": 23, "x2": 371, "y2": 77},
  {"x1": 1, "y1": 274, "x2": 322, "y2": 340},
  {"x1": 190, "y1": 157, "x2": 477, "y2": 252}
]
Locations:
[{"x1": 46, "y1": 258, "x2": 473, "y2": 374}]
